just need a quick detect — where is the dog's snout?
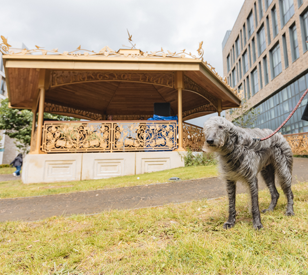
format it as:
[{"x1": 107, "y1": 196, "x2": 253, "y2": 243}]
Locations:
[{"x1": 207, "y1": 138, "x2": 214, "y2": 145}]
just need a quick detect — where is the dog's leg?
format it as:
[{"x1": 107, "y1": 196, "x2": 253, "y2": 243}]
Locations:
[
  {"x1": 249, "y1": 177, "x2": 263, "y2": 230},
  {"x1": 261, "y1": 164, "x2": 280, "y2": 213},
  {"x1": 277, "y1": 172, "x2": 294, "y2": 216},
  {"x1": 223, "y1": 180, "x2": 236, "y2": 229}
]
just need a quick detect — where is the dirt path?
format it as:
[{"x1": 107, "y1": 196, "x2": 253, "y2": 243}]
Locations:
[{"x1": 0, "y1": 158, "x2": 307, "y2": 222}]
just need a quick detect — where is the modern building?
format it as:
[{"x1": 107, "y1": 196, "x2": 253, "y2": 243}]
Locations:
[
  {"x1": 0, "y1": 51, "x2": 18, "y2": 164},
  {"x1": 223, "y1": 0, "x2": 308, "y2": 134}
]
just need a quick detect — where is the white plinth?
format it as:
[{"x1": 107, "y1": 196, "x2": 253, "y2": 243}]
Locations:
[{"x1": 22, "y1": 152, "x2": 184, "y2": 184}]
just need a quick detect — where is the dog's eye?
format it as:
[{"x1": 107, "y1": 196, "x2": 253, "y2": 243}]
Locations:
[{"x1": 219, "y1": 126, "x2": 223, "y2": 129}]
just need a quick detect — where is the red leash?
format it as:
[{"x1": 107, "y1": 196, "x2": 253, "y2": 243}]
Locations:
[{"x1": 253, "y1": 88, "x2": 308, "y2": 142}]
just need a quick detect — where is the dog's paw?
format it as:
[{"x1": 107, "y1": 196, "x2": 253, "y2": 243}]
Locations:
[
  {"x1": 262, "y1": 208, "x2": 273, "y2": 213},
  {"x1": 223, "y1": 222, "x2": 235, "y2": 229},
  {"x1": 253, "y1": 223, "x2": 263, "y2": 230},
  {"x1": 285, "y1": 210, "x2": 295, "y2": 216}
]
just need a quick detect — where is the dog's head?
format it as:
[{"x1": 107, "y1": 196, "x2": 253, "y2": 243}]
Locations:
[{"x1": 202, "y1": 116, "x2": 237, "y2": 153}]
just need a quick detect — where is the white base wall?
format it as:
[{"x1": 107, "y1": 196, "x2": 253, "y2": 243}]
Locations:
[{"x1": 22, "y1": 152, "x2": 184, "y2": 184}]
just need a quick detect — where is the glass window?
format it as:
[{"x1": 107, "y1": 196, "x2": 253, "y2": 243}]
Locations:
[
  {"x1": 282, "y1": 34, "x2": 289, "y2": 68},
  {"x1": 243, "y1": 24, "x2": 247, "y2": 45},
  {"x1": 239, "y1": 58, "x2": 242, "y2": 79},
  {"x1": 272, "y1": 6, "x2": 278, "y2": 38},
  {"x1": 258, "y1": 0, "x2": 263, "y2": 20},
  {"x1": 243, "y1": 51, "x2": 249, "y2": 74},
  {"x1": 247, "y1": 12, "x2": 255, "y2": 38},
  {"x1": 232, "y1": 46, "x2": 235, "y2": 64},
  {"x1": 252, "y1": 38, "x2": 257, "y2": 63},
  {"x1": 280, "y1": 0, "x2": 294, "y2": 26},
  {"x1": 249, "y1": 44, "x2": 252, "y2": 67},
  {"x1": 235, "y1": 37, "x2": 240, "y2": 58},
  {"x1": 257, "y1": 25, "x2": 266, "y2": 55},
  {"x1": 227, "y1": 54, "x2": 231, "y2": 72},
  {"x1": 266, "y1": 16, "x2": 271, "y2": 45},
  {"x1": 240, "y1": 30, "x2": 243, "y2": 50},
  {"x1": 271, "y1": 43, "x2": 282, "y2": 79},
  {"x1": 259, "y1": 62, "x2": 263, "y2": 89},
  {"x1": 246, "y1": 76, "x2": 251, "y2": 99},
  {"x1": 263, "y1": 55, "x2": 269, "y2": 85},
  {"x1": 254, "y1": 3, "x2": 258, "y2": 27},
  {"x1": 298, "y1": 0, "x2": 303, "y2": 7},
  {"x1": 232, "y1": 68, "x2": 237, "y2": 87},
  {"x1": 251, "y1": 68, "x2": 259, "y2": 95},
  {"x1": 0, "y1": 79, "x2": 6, "y2": 95},
  {"x1": 266, "y1": 0, "x2": 273, "y2": 9},
  {"x1": 290, "y1": 24, "x2": 299, "y2": 62},
  {"x1": 300, "y1": 10, "x2": 308, "y2": 52},
  {"x1": 243, "y1": 79, "x2": 246, "y2": 99}
]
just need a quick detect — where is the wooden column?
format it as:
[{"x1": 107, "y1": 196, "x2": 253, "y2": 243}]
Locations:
[
  {"x1": 176, "y1": 71, "x2": 185, "y2": 151},
  {"x1": 217, "y1": 99, "x2": 222, "y2": 117},
  {"x1": 33, "y1": 70, "x2": 46, "y2": 154}
]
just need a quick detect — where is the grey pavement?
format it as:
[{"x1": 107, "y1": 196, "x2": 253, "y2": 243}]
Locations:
[{"x1": 0, "y1": 158, "x2": 307, "y2": 222}]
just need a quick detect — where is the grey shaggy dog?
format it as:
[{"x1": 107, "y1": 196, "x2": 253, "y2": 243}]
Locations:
[{"x1": 203, "y1": 116, "x2": 294, "y2": 230}]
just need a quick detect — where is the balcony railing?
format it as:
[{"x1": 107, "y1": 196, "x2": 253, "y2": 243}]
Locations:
[
  {"x1": 182, "y1": 122, "x2": 205, "y2": 152},
  {"x1": 42, "y1": 120, "x2": 177, "y2": 153}
]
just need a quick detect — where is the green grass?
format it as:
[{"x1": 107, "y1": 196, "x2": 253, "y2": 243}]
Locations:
[
  {"x1": 0, "y1": 167, "x2": 15, "y2": 175},
  {"x1": 0, "y1": 165, "x2": 218, "y2": 199},
  {"x1": 1, "y1": 182, "x2": 308, "y2": 274}
]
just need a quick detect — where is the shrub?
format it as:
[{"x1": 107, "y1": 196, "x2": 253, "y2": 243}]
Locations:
[
  {"x1": 182, "y1": 149, "x2": 217, "y2": 167},
  {"x1": 0, "y1": 164, "x2": 11, "y2": 168}
]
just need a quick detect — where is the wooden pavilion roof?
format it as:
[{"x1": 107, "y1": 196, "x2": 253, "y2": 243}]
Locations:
[{"x1": 1, "y1": 40, "x2": 241, "y2": 120}]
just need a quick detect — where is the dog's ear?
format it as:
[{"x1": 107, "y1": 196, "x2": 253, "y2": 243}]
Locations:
[{"x1": 226, "y1": 125, "x2": 239, "y2": 146}]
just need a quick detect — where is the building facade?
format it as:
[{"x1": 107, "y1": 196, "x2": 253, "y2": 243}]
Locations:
[
  {"x1": 0, "y1": 52, "x2": 18, "y2": 164},
  {"x1": 223, "y1": 0, "x2": 308, "y2": 134}
]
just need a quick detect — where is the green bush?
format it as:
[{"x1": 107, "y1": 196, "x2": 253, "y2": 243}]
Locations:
[
  {"x1": 0, "y1": 164, "x2": 11, "y2": 168},
  {"x1": 182, "y1": 149, "x2": 217, "y2": 167}
]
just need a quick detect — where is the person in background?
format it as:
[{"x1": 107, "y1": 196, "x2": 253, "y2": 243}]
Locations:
[{"x1": 10, "y1": 153, "x2": 23, "y2": 177}]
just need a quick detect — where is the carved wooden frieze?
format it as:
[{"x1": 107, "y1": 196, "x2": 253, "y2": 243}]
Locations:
[
  {"x1": 183, "y1": 104, "x2": 217, "y2": 119},
  {"x1": 50, "y1": 71, "x2": 174, "y2": 89},
  {"x1": 183, "y1": 75, "x2": 218, "y2": 110},
  {"x1": 44, "y1": 102, "x2": 103, "y2": 120}
]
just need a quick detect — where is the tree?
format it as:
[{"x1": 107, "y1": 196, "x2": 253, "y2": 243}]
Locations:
[
  {"x1": 229, "y1": 93, "x2": 260, "y2": 128},
  {"x1": 0, "y1": 98, "x2": 79, "y2": 153}
]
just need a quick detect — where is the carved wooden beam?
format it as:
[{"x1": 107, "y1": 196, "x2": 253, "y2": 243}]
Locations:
[
  {"x1": 50, "y1": 71, "x2": 174, "y2": 89},
  {"x1": 182, "y1": 103, "x2": 217, "y2": 119},
  {"x1": 183, "y1": 75, "x2": 218, "y2": 110}
]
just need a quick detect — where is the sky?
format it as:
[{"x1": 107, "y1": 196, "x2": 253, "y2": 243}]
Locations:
[{"x1": 1, "y1": 0, "x2": 244, "y2": 126}]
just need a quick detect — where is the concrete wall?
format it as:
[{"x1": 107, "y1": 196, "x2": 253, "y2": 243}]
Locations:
[{"x1": 22, "y1": 152, "x2": 185, "y2": 184}]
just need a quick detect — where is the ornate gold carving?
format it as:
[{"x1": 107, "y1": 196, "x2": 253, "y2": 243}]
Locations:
[
  {"x1": 284, "y1": 132, "x2": 308, "y2": 155},
  {"x1": 182, "y1": 122, "x2": 205, "y2": 152},
  {"x1": 183, "y1": 104, "x2": 217, "y2": 119},
  {"x1": 44, "y1": 102, "x2": 103, "y2": 120},
  {"x1": 51, "y1": 71, "x2": 174, "y2": 89},
  {"x1": 183, "y1": 75, "x2": 218, "y2": 109},
  {"x1": 42, "y1": 121, "x2": 178, "y2": 153}
]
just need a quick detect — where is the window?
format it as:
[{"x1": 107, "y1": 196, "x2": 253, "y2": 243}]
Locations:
[
  {"x1": 243, "y1": 51, "x2": 249, "y2": 74},
  {"x1": 282, "y1": 34, "x2": 289, "y2": 68},
  {"x1": 227, "y1": 54, "x2": 231, "y2": 72},
  {"x1": 238, "y1": 83, "x2": 243, "y2": 96},
  {"x1": 251, "y1": 68, "x2": 259, "y2": 96},
  {"x1": 243, "y1": 24, "x2": 247, "y2": 45},
  {"x1": 252, "y1": 38, "x2": 257, "y2": 63},
  {"x1": 247, "y1": 12, "x2": 255, "y2": 38},
  {"x1": 290, "y1": 24, "x2": 299, "y2": 62},
  {"x1": 240, "y1": 30, "x2": 243, "y2": 50},
  {"x1": 254, "y1": 3, "x2": 258, "y2": 27},
  {"x1": 232, "y1": 45, "x2": 235, "y2": 64},
  {"x1": 239, "y1": 58, "x2": 242, "y2": 79},
  {"x1": 257, "y1": 25, "x2": 266, "y2": 55},
  {"x1": 232, "y1": 68, "x2": 237, "y2": 87},
  {"x1": 266, "y1": 0, "x2": 273, "y2": 9},
  {"x1": 0, "y1": 79, "x2": 6, "y2": 95},
  {"x1": 248, "y1": 44, "x2": 252, "y2": 67},
  {"x1": 243, "y1": 79, "x2": 246, "y2": 99},
  {"x1": 280, "y1": 0, "x2": 294, "y2": 26},
  {"x1": 272, "y1": 6, "x2": 278, "y2": 38},
  {"x1": 300, "y1": 9, "x2": 308, "y2": 52},
  {"x1": 266, "y1": 16, "x2": 271, "y2": 44},
  {"x1": 235, "y1": 37, "x2": 240, "y2": 58},
  {"x1": 258, "y1": 0, "x2": 263, "y2": 20},
  {"x1": 259, "y1": 62, "x2": 263, "y2": 89},
  {"x1": 270, "y1": 43, "x2": 282, "y2": 79},
  {"x1": 263, "y1": 55, "x2": 269, "y2": 85},
  {"x1": 298, "y1": 0, "x2": 303, "y2": 7},
  {"x1": 246, "y1": 76, "x2": 251, "y2": 99}
]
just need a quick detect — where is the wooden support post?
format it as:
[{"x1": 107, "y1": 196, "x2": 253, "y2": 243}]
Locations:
[
  {"x1": 176, "y1": 71, "x2": 185, "y2": 151},
  {"x1": 33, "y1": 70, "x2": 46, "y2": 154},
  {"x1": 217, "y1": 99, "x2": 222, "y2": 117}
]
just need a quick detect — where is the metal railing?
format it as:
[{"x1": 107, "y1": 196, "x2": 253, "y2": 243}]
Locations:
[{"x1": 42, "y1": 120, "x2": 178, "y2": 153}]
